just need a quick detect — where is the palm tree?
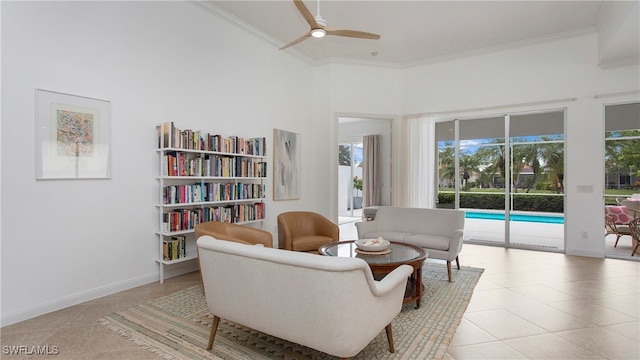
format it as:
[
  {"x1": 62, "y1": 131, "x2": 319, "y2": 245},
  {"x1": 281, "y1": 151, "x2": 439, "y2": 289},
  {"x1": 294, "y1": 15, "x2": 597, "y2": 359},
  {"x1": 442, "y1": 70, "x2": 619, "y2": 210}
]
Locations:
[
  {"x1": 476, "y1": 141, "x2": 506, "y2": 189},
  {"x1": 511, "y1": 142, "x2": 540, "y2": 193},
  {"x1": 459, "y1": 152, "x2": 482, "y2": 191},
  {"x1": 539, "y1": 142, "x2": 564, "y2": 193},
  {"x1": 438, "y1": 145, "x2": 456, "y2": 188},
  {"x1": 613, "y1": 131, "x2": 640, "y2": 177}
]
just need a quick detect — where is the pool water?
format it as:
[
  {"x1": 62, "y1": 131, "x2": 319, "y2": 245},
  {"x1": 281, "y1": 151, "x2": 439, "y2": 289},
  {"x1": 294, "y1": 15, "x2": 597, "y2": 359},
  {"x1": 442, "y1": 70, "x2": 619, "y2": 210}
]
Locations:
[{"x1": 465, "y1": 211, "x2": 564, "y2": 224}]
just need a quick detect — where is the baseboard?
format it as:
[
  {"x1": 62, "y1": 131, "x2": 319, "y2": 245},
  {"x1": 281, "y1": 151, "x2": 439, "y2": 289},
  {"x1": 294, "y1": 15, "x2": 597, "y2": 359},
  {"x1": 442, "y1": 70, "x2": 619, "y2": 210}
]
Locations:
[
  {"x1": 160, "y1": 261, "x2": 200, "y2": 281},
  {"x1": 1, "y1": 272, "x2": 158, "y2": 327}
]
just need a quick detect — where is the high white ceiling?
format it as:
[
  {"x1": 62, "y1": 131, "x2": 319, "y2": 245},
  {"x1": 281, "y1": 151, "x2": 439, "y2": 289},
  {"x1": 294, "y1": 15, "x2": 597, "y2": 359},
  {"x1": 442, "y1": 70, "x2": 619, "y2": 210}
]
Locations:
[{"x1": 204, "y1": 1, "x2": 639, "y2": 68}]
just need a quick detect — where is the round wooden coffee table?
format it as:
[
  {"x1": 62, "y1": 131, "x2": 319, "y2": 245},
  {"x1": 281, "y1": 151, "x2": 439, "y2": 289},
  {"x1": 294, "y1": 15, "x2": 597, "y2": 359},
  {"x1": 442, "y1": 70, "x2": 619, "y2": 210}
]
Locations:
[{"x1": 318, "y1": 240, "x2": 427, "y2": 308}]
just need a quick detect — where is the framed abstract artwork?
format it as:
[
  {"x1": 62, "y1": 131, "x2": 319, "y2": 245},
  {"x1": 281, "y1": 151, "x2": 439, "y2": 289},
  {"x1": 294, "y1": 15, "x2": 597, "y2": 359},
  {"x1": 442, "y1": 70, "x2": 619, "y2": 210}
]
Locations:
[
  {"x1": 35, "y1": 89, "x2": 111, "y2": 179},
  {"x1": 273, "y1": 129, "x2": 301, "y2": 200}
]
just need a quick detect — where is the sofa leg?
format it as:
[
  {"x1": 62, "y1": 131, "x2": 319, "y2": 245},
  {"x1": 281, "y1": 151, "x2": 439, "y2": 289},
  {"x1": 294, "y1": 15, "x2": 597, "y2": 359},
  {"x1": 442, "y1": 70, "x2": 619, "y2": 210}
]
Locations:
[
  {"x1": 385, "y1": 323, "x2": 395, "y2": 353},
  {"x1": 207, "y1": 315, "x2": 220, "y2": 350},
  {"x1": 455, "y1": 256, "x2": 460, "y2": 270},
  {"x1": 447, "y1": 261, "x2": 452, "y2": 282}
]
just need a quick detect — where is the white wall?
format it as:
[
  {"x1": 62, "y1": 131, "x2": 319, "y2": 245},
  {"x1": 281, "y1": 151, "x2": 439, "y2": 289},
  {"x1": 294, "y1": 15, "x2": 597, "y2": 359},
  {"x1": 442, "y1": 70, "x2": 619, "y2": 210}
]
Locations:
[
  {"x1": 1, "y1": 1, "x2": 315, "y2": 325},
  {"x1": 399, "y1": 33, "x2": 639, "y2": 257},
  {"x1": 319, "y1": 63, "x2": 403, "y2": 216}
]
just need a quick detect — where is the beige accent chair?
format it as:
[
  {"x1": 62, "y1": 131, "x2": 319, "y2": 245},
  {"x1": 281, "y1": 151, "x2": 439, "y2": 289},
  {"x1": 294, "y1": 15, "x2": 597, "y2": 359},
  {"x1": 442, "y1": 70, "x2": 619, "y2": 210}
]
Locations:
[
  {"x1": 194, "y1": 221, "x2": 273, "y2": 247},
  {"x1": 277, "y1": 211, "x2": 339, "y2": 252},
  {"x1": 356, "y1": 207, "x2": 465, "y2": 282},
  {"x1": 197, "y1": 236, "x2": 412, "y2": 358}
]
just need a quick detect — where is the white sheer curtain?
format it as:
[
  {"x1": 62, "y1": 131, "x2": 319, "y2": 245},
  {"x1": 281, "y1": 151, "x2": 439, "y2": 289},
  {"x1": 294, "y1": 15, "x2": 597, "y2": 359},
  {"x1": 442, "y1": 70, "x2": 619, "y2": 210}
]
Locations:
[{"x1": 397, "y1": 114, "x2": 436, "y2": 208}]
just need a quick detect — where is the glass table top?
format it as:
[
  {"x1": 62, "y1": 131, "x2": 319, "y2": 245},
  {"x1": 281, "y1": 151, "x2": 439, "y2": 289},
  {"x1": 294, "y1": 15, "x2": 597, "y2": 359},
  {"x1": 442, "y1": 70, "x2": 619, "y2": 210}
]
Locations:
[{"x1": 319, "y1": 241, "x2": 425, "y2": 265}]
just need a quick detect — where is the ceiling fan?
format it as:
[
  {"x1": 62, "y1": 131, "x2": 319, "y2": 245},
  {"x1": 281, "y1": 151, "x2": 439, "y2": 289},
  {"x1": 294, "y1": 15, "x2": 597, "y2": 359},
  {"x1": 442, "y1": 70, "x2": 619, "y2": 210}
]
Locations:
[{"x1": 279, "y1": 0, "x2": 381, "y2": 50}]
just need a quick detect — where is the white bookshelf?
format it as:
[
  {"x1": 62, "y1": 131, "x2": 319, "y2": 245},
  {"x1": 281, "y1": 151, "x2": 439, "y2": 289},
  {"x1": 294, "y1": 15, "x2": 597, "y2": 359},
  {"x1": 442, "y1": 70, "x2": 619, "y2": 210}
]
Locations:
[{"x1": 155, "y1": 122, "x2": 267, "y2": 283}]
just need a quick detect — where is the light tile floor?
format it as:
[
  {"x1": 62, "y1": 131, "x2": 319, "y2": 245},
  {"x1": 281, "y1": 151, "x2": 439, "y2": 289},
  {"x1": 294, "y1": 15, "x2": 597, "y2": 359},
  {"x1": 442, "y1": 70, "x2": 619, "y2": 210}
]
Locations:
[
  {"x1": 340, "y1": 219, "x2": 640, "y2": 360},
  {"x1": 1, "y1": 222, "x2": 638, "y2": 359},
  {"x1": 0, "y1": 272, "x2": 204, "y2": 359}
]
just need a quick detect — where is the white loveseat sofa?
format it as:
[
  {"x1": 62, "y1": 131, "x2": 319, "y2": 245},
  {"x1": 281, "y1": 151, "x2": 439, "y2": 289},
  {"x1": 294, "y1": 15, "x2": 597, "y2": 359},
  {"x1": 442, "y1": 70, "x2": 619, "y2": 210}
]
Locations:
[
  {"x1": 355, "y1": 206, "x2": 465, "y2": 282},
  {"x1": 196, "y1": 235, "x2": 413, "y2": 358}
]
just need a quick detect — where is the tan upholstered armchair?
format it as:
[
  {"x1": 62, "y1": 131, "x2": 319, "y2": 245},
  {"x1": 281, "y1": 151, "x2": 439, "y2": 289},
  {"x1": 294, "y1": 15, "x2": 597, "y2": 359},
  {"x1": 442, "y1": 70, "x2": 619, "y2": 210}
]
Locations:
[
  {"x1": 194, "y1": 221, "x2": 273, "y2": 248},
  {"x1": 277, "y1": 211, "x2": 339, "y2": 252}
]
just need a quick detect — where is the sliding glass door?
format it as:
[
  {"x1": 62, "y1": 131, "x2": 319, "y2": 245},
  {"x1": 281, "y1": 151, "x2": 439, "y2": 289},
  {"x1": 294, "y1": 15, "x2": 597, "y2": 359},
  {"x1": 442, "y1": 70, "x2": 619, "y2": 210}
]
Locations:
[
  {"x1": 436, "y1": 110, "x2": 565, "y2": 251},
  {"x1": 508, "y1": 112, "x2": 565, "y2": 250},
  {"x1": 604, "y1": 102, "x2": 640, "y2": 258}
]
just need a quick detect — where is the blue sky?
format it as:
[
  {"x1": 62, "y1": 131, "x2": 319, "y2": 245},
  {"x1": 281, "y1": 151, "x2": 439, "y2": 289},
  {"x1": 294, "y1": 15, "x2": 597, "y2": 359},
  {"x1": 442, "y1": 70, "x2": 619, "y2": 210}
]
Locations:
[{"x1": 353, "y1": 145, "x2": 363, "y2": 163}]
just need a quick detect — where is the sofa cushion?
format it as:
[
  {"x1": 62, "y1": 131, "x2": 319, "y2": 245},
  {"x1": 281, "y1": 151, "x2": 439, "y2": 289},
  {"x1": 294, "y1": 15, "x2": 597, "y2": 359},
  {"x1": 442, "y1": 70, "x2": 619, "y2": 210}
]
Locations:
[
  {"x1": 605, "y1": 205, "x2": 631, "y2": 225},
  {"x1": 404, "y1": 234, "x2": 450, "y2": 251},
  {"x1": 372, "y1": 207, "x2": 464, "y2": 237},
  {"x1": 359, "y1": 231, "x2": 412, "y2": 242},
  {"x1": 291, "y1": 235, "x2": 335, "y2": 252}
]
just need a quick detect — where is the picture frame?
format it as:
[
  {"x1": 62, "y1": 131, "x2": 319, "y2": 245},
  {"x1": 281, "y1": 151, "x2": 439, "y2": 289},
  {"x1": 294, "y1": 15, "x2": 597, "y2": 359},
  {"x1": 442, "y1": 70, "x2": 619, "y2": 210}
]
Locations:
[
  {"x1": 273, "y1": 129, "x2": 301, "y2": 200},
  {"x1": 35, "y1": 89, "x2": 111, "y2": 179}
]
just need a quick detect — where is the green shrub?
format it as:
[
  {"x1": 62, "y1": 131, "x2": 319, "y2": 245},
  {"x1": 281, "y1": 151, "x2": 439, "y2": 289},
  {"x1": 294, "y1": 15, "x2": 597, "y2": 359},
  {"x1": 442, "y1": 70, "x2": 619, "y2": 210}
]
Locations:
[
  {"x1": 437, "y1": 192, "x2": 455, "y2": 204},
  {"x1": 437, "y1": 192, "x2": 564, "y2": 213}
]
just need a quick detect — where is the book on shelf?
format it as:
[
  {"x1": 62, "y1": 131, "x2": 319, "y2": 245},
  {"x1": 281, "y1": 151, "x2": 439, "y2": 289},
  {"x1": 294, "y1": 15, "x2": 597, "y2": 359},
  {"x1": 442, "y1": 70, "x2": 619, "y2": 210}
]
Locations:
[
  {"x1": 157, "y1": 122, "x2": 182, "y2": 149},
  {"x1": 163, "y1": 235, "x2": 186, "y2": 261},
  {"x1": 164, "y1": 203, "x2": 266, "y2": 232},
  {"x1": 162, "y1": 153, "x2": 266, "y2": 178},
  {"x1": 158, "y1": 122, "x2": 266, "y2": 156}
]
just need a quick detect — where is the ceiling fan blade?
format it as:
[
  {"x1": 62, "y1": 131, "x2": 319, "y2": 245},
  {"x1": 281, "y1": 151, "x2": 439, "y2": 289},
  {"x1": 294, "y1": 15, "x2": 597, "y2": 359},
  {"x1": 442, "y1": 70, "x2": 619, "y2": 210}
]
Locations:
[
  {"x1": 279, "y1": 33, "x2": 312, "y2": 50},
  {"x1": 325, "y1": 28, "x2": 381, "y2": 40},
  {"x1": 293, "y1": 0, "x2": 318, "y2": 29}
]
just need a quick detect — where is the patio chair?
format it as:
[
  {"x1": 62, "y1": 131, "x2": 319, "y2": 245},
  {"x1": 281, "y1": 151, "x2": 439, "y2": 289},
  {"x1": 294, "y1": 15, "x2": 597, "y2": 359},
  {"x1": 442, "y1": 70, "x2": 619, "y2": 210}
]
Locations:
[
  {"x1": 604, "y1": 205, "x2": 632, "y2": 248},
  {"x1": 622, "y1": 200, "x2": 640, "y2": 219},
  {"x1": 627, "y1": 218, "x2": 640, "y2": 256}
]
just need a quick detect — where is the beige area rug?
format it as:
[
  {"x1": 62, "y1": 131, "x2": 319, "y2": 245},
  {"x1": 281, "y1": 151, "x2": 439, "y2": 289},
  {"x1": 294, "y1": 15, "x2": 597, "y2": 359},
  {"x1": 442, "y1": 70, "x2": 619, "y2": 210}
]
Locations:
[{"x1": 99, "y1": 264, "x2": 483, "y2": 360}]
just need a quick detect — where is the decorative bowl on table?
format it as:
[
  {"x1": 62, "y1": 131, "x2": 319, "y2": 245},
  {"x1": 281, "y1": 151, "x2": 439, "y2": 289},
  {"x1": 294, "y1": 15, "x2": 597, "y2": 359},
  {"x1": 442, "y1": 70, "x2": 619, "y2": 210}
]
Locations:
[{"x1": 355, "y1": 237, "x2": 390, "y2": 252}]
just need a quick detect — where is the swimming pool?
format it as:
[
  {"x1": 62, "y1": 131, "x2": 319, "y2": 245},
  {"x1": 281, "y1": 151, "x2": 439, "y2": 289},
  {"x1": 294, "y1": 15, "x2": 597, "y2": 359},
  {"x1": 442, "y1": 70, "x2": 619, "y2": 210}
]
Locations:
[{"x1": 465, "y1": 211, "x2": 564, "y2": 224}]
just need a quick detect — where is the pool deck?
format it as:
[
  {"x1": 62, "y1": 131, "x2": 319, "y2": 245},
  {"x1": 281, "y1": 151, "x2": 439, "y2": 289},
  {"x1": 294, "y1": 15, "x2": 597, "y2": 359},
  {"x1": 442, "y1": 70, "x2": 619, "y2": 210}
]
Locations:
[{"x1": 463, "y1": 218, "x2": 565, "y2": 250}]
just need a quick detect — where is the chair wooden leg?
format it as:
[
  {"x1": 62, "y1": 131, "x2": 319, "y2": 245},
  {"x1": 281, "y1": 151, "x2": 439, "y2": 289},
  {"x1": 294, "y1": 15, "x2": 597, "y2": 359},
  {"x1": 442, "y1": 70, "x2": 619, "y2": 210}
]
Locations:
[
  {"x1": 207, "y1": 315, "x2": 220, "y2": 350},
  {"x1": 447, "y1": 261, "x2": 452, "y2": 282},
  {"x1": 614, "y1": 234, "x2": 621, "y2": 247},
  {"x1": 455, "y1": 256, "x2": 460, "y2": 270},
  {"x1": 632, "y1": 242, "x2": 640, "y2": 257},
  {"x1": 385, "y1": 323, "x2": 395, "y2": 353}
]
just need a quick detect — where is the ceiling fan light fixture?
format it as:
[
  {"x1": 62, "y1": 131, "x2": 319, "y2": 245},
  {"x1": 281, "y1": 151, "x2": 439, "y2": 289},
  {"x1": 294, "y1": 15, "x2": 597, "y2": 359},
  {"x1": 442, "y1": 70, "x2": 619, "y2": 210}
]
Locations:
[{"x1": 311, "y1": 28, "x2": 326, "y2": 38}]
